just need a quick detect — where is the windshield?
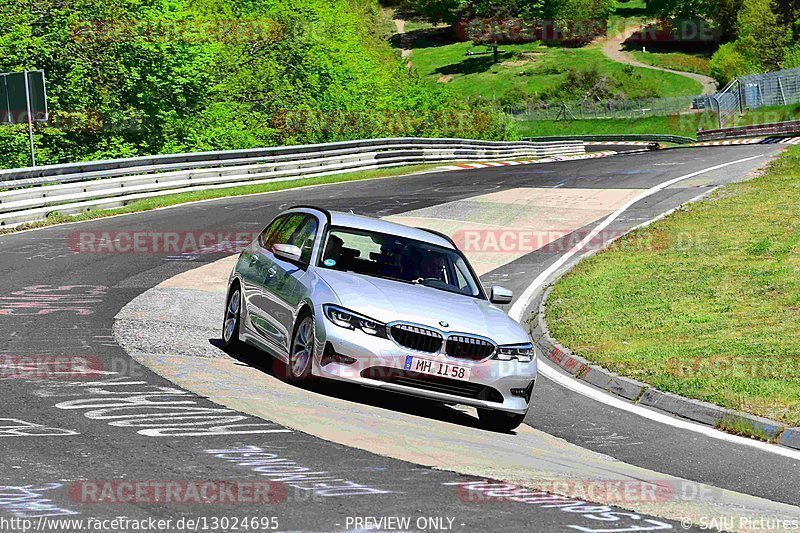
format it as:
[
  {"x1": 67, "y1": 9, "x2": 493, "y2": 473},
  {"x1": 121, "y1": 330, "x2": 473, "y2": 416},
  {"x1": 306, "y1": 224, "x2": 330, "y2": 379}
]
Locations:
[{"x1": 318, "y1": 227, "x2": 484, "y2": 299}]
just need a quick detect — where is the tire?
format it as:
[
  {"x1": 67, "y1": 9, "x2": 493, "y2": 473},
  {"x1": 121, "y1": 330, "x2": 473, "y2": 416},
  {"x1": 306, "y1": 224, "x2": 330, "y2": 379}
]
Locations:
[
  {"x1": 286, "y1": 312, "x2": 315, "y2": 383},
  {"x1": 221, "y1": 285, "x2": 243, "y2": 350},
  {"x1": 477, "y1": 408, "x2": 527, "y2": 432}
]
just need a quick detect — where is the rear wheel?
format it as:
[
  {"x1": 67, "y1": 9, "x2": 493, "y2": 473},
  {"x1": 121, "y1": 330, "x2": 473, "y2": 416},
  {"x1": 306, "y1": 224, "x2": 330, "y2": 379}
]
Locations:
[
  {"x1": 477, "y1": 408, "x2": 526, "y2": 432},
  {"x1": 286, "y1": 313, "x2": 315, "y2": 382},
  {"x1": 221, "y1": 286, "x2": 243, "y2": 349}
]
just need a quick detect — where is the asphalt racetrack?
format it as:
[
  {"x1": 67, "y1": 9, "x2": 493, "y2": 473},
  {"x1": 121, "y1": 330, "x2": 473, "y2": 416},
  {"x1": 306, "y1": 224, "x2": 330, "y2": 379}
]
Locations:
[{"x1": 1, "y1": 145, "x2": 797, "y2": 532}]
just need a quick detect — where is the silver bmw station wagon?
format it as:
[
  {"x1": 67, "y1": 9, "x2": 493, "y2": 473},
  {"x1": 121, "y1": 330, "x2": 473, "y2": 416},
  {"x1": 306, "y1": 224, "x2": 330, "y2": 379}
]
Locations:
[{"x1": 223, "y1": 205, "x2": 537, "y2": 431}]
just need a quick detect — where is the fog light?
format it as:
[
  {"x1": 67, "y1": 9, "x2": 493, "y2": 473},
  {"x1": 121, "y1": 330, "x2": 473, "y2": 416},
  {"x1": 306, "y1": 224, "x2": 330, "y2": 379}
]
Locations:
[
  {"x1": 320, "y1": 342, "x2": 357, "y2": 366},
  {"x1": 510, "y1": 380, "x2": 535, "y2": 403}
]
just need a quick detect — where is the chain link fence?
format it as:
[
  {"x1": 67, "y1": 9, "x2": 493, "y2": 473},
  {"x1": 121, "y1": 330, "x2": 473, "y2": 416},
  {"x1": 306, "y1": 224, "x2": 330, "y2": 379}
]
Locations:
[
  {"x1": 709, "y1": 67, "x2": 800, "y2": 128},
  {"x1": 506, "y1": 95, "x2": 701, "y2": 121},
  {"x1": 509, "y1": 67, "x2": 800, "y2": 128}
]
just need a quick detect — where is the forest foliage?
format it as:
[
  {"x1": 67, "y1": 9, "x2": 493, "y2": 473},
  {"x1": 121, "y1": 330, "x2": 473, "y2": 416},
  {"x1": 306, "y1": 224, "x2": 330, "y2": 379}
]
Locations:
[{"x1": 0, "y1": 0, "x2": 513, "y2": 168}]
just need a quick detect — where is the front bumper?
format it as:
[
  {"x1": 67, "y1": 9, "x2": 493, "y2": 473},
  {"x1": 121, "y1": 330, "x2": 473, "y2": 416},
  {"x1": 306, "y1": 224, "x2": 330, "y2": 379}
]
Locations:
[{"x1": 313, "y1": 318, "x2": 537, "y2": 415}]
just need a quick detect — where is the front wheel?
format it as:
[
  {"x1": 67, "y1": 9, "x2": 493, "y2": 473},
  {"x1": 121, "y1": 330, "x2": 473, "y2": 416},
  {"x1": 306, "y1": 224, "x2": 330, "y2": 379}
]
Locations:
[
  {"x1": 221, "y1": 286, "x2": 243, "y2": 349},
  {"x1": 477, "y1": 408, "x2": 527, "y2": 432},
  {"x1": 286, "y1": 314, "x2": 315, "y2": 382}
]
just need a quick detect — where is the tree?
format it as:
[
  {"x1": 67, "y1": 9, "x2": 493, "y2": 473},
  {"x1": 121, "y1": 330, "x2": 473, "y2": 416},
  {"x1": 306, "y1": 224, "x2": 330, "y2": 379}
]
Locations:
[
  {"x1": 542, "y1": 0, "x2": 616, "y2": 20},
  {"x1": 775, "y1": 0, "x2": 800, "y2": 39},
  {"x1": 714, "y1": 0, "x2": 744, "y2": 41},
  {"x1": 737, "y1": 0, "x2": 790, "y2": 71},
  {"x1": 646, "y1": 0, "x2": 716, "y2": 18},
  {"x1": 782, "y1": 42, "x2": 800, "y2": 68},
  {"x1": 406, "y1": 0, "x2": 615, "y2": 24},
  {"x1": 411, "y1": 0, "x2": 465, "y2": 24}
]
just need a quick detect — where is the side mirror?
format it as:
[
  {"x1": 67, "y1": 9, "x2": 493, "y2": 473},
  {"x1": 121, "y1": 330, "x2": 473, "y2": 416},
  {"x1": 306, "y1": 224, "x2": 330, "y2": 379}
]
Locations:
[
  {"x1": 273, "y1": 243, "x2": 302, "y2": 263},
  {"x1": 490, "y1": 286, "x2": 513, "y2": 305}
]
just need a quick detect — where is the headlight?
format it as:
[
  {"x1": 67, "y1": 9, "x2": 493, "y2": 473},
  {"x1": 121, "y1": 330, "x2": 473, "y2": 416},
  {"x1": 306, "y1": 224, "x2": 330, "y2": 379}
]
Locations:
[
  {"x1": 323, "y1": 304, "x2": 387, "y2": 338},
  {"x1": 495, "y1": 343, "x2": 535, "y2": 363}
]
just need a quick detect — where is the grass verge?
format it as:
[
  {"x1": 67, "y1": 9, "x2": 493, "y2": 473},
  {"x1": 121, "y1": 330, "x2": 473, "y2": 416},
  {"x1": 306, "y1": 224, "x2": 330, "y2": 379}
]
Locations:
[
  {"x1": 727, "y1": 104, "x2": 800, "y2": 128},
  {"x1": 516, "y1": 114, "x2": 702, "y2": 138},
  {"x1": 716, "y1": 416, "x2": 773, "y2": 442},
  {"x1": 546, "y1": 146, "x2": 800, "y2": 428},
  {"x1": 517, "y1": 102, "x2": 800, "y2": 139},
  {"x1": 0, "y1": 164, "x2": 443, "y2": 236}
]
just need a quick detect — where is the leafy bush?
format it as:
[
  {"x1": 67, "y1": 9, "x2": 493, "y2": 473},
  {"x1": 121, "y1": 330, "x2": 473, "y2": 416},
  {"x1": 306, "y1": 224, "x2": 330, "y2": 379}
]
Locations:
[
  {"x1": 498, "y1": 86, "x2": 529, "y2": 107},
  {"x1": 782, "y1": 43, "x2": 800, "y2": 70},
  {"x1": 709, "y1": 42, "x2": 759, "y2": 86},
  {"x1": 542, "y1": 0, "x2": 616, "y2": 20}
]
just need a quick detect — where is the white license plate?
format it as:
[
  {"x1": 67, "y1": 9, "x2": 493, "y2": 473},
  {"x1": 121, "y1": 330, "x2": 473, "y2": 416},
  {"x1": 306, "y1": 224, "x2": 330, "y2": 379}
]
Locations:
[{"x1": 404, "y1": 356, "x2": 471, "y2": 381}]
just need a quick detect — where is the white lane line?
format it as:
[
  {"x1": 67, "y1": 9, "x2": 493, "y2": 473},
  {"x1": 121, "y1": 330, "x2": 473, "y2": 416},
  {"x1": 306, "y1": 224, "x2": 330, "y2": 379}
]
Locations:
[
  {"x1": 507, "y1": 153, "x2": 800, "y2": 461},
  {"x1": 536, "y1": 362, "x2": 800, "y2": 461}
]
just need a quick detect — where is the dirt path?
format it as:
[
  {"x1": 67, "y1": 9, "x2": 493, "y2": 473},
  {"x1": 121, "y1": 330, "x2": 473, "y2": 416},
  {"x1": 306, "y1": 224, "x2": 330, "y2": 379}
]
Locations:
[{"x1": 601, "y1": 24, "x2": 718, "y2": 94}]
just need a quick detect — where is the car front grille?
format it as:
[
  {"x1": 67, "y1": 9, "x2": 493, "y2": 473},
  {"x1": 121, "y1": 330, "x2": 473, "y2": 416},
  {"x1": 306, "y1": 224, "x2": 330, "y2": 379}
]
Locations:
[
  {"x1": 390, "y1": 324, "x2": 443, "y2": 353},
  {"x1": 360, "y1": 367, "x2": 503, "y2": 403},
  {"x1": 445, "y1": 335, "x2": 495, "y2": 361}
]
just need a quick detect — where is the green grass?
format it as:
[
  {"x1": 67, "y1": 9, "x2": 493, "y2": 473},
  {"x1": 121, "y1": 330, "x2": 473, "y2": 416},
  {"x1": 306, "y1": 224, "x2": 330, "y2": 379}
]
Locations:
[
  {"x1": 410, "y1": 41, "x2": 703, "y2": 102},
  {"x1": 727, "y1": 104, "x2": 800, "y2": 128},
  {"x1": 546, "y1": 146, "x2": 800, "y2": 426},
  {"x1": 402, "y1": 19, "x2": 440, "y2": 33},
  {"x1": 629, "y1": 50, "x2": 712, "y2": 76},
  {"x1": 0, "y1": 164, "x2": 442, "y2": 235},
  {"x1": 517, "y1": 114, "x2": 705, "y2": 138},
  {"x1": 517, "y1": 103, "x2": 800, "y2": 139},
  {"x1": 716, "y1": 416, "x2": 774, "y2": 442},
  {"x1": 612, "y1": 0, "x2": 647, "y2": 16},
  {"x1": 683, "y1": 104, "x2": 800, "y2": 132}
]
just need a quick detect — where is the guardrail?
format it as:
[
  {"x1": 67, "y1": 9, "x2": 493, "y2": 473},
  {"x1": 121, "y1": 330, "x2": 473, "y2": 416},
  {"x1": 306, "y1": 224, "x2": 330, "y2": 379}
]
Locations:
[
  {"x1": 522, "y1": 134, "x2": 696, "y2": 144},
  {"x1": 697, "y1": 120, "x2": 800, "y2": 142},
  {"x1": 0, "y1": 137, "x2": 584, "y2": 228}
]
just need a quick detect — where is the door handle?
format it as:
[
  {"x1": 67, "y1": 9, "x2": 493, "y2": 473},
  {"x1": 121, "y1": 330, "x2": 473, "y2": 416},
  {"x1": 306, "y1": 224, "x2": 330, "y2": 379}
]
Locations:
[
  {"x1": 267, "y1": 266, "x2": 278, "y2": 278},
  {"x1": 250, "y1": 254, "x2": 259, "y2": 264}
]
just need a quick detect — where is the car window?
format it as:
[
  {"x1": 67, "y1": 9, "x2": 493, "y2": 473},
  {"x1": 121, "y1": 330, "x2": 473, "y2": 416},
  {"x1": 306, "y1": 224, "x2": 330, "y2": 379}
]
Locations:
[
  {"x1": 452, "y1": 256, "x2": 479, "y2": 294},
  {"x1": 260, "y1": 215, "x2": 288, "y2": 249},
  {"x1": 290, "y1": 217, "x2": 318, "y2": 264},
  {"x1": 271, "y1": 214, "x2": 304, "y2": 247},
  {"x1": 265, "y1": 214, "x2": 318, "y2": 263}
]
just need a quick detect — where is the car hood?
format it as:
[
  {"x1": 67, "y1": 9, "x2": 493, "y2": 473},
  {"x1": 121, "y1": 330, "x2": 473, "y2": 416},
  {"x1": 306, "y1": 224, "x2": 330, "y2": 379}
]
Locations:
[{"x1": 315, "y1": 269, "x2": 529, "y2": 345}]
